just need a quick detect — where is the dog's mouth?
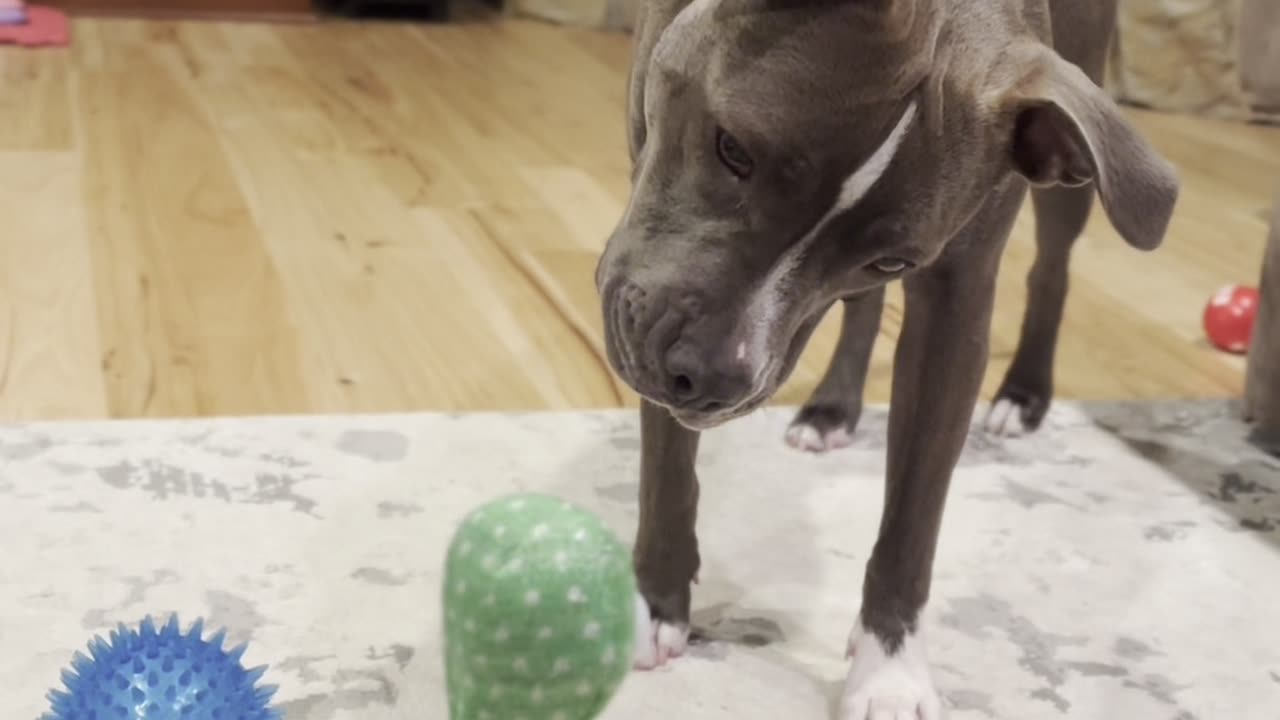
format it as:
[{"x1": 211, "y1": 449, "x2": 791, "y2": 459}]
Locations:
[
  {"x1": 608, "y1": 347, "x2": 777, "y2": 431},
  {"x1": 667, "y1": 390, "x2": 770, "y2": 430},
  {"x1": 645, "y1": 310, "x2": 825, "y2": 431}
]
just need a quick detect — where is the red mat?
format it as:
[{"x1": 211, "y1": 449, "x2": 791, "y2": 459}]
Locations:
[{"x1": 0, "y1": 5, "x2": 69, "y2": 47}]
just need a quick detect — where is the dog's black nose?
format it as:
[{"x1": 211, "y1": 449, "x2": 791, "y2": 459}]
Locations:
[{"x1": 662, "y1": 343, "x2": 752, "y2": 414}]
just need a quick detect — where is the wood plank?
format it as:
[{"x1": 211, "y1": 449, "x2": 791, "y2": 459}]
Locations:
[
  {"x1": 0, "y1": 51, "x2": 73, "y2": 151},
  {"x1": 1, "y1": 14, "x2": 1279, "y2": 421},
  {"x1": 48, "y1": 0, "x2": 316, "y2": 20},
  {"x1": 0, "y1": 153, "x2": 107, "y2": 419},
  {"x1": 77, "y1": 51, "x2": 310, "y2": 417},
  {"x1": 189, "y1": 61, "x2": 623, "y2": 412}
]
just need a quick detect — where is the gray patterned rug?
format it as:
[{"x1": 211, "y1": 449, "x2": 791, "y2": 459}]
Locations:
[{"x1": 2, "y1": 400, "x2": 1278, "y2": 719}]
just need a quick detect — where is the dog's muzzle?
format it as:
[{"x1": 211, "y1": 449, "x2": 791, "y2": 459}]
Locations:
[{"x1": 601, "y1": 280, "x2": 759, "y2": 423}]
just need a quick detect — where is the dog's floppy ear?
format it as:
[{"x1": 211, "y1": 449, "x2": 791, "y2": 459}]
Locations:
[{"x1": 993, "y1": 44, "x2": 1180, "y2": 250}]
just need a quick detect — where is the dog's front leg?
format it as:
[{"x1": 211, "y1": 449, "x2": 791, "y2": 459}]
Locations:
[
  {"x1": 787, "y1": 287, "x2": 886, "y2": 454},
  {"x1": 841, "y1": 243, "x2": 1003, "y2": 720},
  {"x1": 631, "y1": 397, "x2": 702, "y2": 670}
]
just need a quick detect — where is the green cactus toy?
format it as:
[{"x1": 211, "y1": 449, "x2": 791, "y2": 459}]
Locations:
[{"x1": 443, "y1": 493, "x2": 640, "y2": 720}]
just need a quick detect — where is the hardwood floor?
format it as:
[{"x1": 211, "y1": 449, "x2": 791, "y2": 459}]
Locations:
[{"x1": 0, "y1": 14, "x2": 1277, "y2": 421}]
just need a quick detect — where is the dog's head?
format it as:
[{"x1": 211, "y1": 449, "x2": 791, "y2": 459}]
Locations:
[{"x1": 597, "y1": 0, "x2": 1178, "y2": 429}]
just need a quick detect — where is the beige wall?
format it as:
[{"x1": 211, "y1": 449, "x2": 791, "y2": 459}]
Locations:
[
  {"x1": 1109, "y1": 0, "x2": 1246, "y2": 119},
  {"x1": 1241, "y1": 0, "x2": 1280, "y2": 111},
  {"x1": 1107, "y1": 0, "x2": 1277, "y2": 122},
  {"x1": 507, "y1": 0, "x2": 636, "y2": 30},
  {"x1": 511, "y1": 0, "x2": 1276, "y2": 121}
]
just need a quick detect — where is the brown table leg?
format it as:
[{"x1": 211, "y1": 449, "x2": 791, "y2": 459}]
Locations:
[{"x1": 1245, "y1": 190, "x2": 1280, "y2": 455}]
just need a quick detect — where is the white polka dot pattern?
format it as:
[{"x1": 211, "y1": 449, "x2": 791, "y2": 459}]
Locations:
[{"x1": 443, "y1": 493, "x2": 637, "y2": 720}]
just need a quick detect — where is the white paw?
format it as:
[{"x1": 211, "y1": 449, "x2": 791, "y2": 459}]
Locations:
[
  {"x1": 631, "y1": 592, "x2": 690, "y2": 670},
  {"x1": 840, "y1": 620, "x2": 944, "y2": 720},
  {"x1": 981, "y1": 398, "x2": 1026, "y2": 438},
  {"x1": 785, "y1": 421, "x2": 854, "y2": 454}
]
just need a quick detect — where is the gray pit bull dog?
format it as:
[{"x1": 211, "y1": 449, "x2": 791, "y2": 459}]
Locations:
[{"x1": 595, "y1": 0, "x2": 1179, "y2": 717}]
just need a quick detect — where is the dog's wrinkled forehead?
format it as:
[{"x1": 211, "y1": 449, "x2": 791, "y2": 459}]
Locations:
[
  {"x1": 650, "y1": 0, "x2": 718, "y2": 70},
  {"x1": 650, "y1": 0, "x2": 938, "y2": 123}
]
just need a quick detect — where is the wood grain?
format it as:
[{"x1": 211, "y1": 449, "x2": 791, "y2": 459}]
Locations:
[
  {"x1": 0, "y1": 153, "x2": 106, "y2": 420},
  {"x1": 47, "y1": 0, "x2": 315, "y2": 20},
  {"x1": 1, "y1": 13, "x2": 1277, "y2": 422},
  {"x1": 76, "y1": 38, "x2": 310, "y2": 417}
]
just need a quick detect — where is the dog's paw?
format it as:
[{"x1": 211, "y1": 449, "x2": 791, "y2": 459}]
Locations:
[
  {"x1": 982, "y1": 385, "x2": 1050, "y2": 438},
  {"x1": 785, "y1": 403, "x2": 859, "y2": 454},
  {"x1": 631, "y1": 592, "x2": 690, "y2": 670},
  {"x1": 840, "y1": 621, "x2": 944, "y2": 720},
  {"x1": 982, "y1": 397, "x2": 1030, "y2": 438}
]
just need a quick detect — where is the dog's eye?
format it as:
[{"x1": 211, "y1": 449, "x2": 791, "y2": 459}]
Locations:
[
  {"x1": 715, "y1": 128, "x2": 754, "y2": 179},
  {"x1": 867, "y1": 258, "x2": 914, "y2": 274}
]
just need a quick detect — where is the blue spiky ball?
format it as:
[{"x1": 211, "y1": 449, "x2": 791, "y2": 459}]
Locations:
[{"x1": 42, "y1": 614, "x2": 281, "y2": 720}]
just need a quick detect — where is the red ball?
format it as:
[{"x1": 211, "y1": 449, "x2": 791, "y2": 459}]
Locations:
[{"x1": 1203, "y1": 285, "x2": 1259, "y2": 354}]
